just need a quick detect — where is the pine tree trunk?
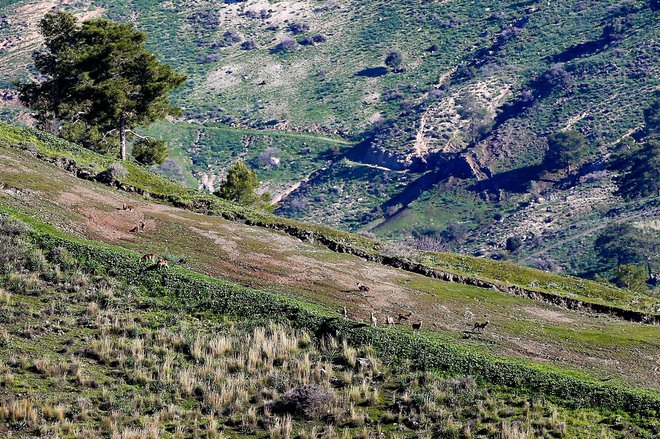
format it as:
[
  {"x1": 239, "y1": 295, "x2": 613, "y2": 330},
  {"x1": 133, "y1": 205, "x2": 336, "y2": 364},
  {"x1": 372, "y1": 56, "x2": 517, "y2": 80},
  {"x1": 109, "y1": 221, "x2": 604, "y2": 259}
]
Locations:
[{"x1": 119, "y1": 114, "x2": 126, "y2": 160}]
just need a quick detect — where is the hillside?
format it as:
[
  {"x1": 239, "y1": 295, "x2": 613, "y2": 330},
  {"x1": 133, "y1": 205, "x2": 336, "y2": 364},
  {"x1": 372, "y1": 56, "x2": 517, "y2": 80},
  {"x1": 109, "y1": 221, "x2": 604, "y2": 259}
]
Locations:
[
  {"x1": 1, "y1": 217, "x2": 658, "y2": 438},
  {"x1": 2, "y1": 123, "x2": 660, "y2": 437},
  {"x1": 0, "y1": 0, "x2": 659, "y2": 278}
]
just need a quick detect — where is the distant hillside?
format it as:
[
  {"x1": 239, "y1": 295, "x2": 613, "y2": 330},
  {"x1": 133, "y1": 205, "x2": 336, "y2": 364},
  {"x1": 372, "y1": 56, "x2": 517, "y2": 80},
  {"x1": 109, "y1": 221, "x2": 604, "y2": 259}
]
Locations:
[{"x1": 0, "y1": 0, "x2": 658, "y2": 279}]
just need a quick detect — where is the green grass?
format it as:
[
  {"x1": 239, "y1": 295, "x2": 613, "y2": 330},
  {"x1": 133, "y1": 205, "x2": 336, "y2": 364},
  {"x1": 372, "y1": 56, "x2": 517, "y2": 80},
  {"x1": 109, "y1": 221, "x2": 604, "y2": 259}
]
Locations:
[
  {"x1": 2, "y1": 207, "x2": 660, "y2": 428},
  {"x1": 140, "y1": 120, "x2": 354, "y2": 192},
  {"x1": 1, "y1": 121, "x2": 658, "y2": 320},
  {"x1": 416, "y1": 251, "x2": 659, "y2": 312}
]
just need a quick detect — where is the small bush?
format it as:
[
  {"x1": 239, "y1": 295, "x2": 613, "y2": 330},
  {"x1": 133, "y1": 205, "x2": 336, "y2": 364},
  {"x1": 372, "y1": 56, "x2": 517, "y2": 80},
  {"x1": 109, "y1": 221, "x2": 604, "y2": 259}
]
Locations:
[
  {"x1": 277, "y1": 385, "x2": 336, "y2": 419},
  {"x1": 223, "y1": 31, "x2": 241, "y2": 44},
  {"x1": 385, "y1": 51, "x2": 403, "y2": 71},
  {"x1": 132, "y1": 138, "x2": 168, "y2": 166},
  {"x1": 506, "y1": 236, "x2": 523, "y2": 253},
  {"x1": 241, "y1": 40, "x2": 257, "y2": 50},
  {"x1": 271, "y1": 40, "x2": 297, "y2": 54},
  {"x1": 288, "y1": 22, "x2": 310, "y2": 35},
  {"x1": 540, "y1": 64, "x2": 574, "y2": 91}
]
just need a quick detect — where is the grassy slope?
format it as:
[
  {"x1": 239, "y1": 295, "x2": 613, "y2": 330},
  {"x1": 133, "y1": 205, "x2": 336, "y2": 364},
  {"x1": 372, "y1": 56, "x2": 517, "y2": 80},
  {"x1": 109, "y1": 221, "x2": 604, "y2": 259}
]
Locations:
[
  {"x1": 1, "y1": 216, "x2": 658, "y2": 438},
  {"x1": 2, "y1": 123, "x2": 660, "y2": 398},
  {"x1": 140, "y1": 120, "x2": 353, "y2": 195},
  {"x1": 1, "y1": 122, "x2": 655, "y2": 315}
]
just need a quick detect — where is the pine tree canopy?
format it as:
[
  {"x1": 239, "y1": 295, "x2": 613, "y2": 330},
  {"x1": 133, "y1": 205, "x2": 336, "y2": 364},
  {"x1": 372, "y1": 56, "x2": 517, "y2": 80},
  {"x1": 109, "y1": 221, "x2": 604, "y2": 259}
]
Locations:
[{"x1": 18, "y1": 12, "x2": 186, "y2": 159}]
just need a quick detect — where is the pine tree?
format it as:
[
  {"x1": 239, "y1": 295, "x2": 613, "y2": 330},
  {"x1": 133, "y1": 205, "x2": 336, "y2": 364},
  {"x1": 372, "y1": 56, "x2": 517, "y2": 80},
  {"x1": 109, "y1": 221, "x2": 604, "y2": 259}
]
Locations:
[
  {"x1": 132, "y1": 138, "x2": 168, "y2": 166},
  {"x1": 18, "y1": 12, "x2": 186, "y2": 160},
  {"x1": 215, "y1": 161, "x2": 273, "y2": 210},
  {"x1": 544, "y1": 130, "x2": 587, "y2": 172},
  {"x1": 611, "y1": 140, "x2": 660, "y2": 199}
]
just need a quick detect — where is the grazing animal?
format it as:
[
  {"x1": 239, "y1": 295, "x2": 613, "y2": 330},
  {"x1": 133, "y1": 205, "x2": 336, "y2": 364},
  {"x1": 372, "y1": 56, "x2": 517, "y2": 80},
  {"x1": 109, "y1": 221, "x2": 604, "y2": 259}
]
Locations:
[
  {"x1": 342, "y1": 306, "x2": 348, "y2": 319},
  {"x1": 370, "y1": 312, "x2": 378, "y2": 327},
  {"x1": 141, "y1": 253, "x2": 158, "y2": 263},
  {"x1": 157, "y1": 258, "x2": 169, "y2": 270},
  {"x1": 122, "y1": 204, "x2": 137, "y2": 211},
  {"x1": 397, "y1": 311, "x2": 413, "y2": 322},
  {"x1": 356, "y1": 282, "x2": 371, "y2": 292},
  {"x1": 385, "y1": 315, "x2": 395, "y2": 326},
  {"x1": 412, "y1": 321, "x2": 423, "y2": 332},
  {"x1": 473, "y1": 321, "x2": 489, "y2": 333},
  {"x1": 130, "y1": 222, "x2": 146, "y2": 233}
]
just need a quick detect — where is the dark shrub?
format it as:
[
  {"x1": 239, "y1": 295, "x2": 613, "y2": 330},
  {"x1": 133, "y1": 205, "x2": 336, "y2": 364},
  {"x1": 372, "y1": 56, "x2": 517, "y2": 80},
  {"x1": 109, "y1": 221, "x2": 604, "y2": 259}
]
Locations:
[
  {"x1": 385, "y1": 51, "x2": 403, "y2": 71},
  {"x1": 300, "y1": 35, "x2": 326, "y2": 46},
  {"x1": 506, "y1": 236, "x2": 523, "y2": 253},
  {"x1": 223, "y1": 31, "x2": 241, "y2": 43},
  {"x1": 241, "y1": 40, "x2": 257, "y2": 50},
  {"x1": 311, "y1": 34, "x2": 327, "y2": 44},
  {"x1": 541, "y1": 64, "x2": 574, "y2": 91},
  {"x1": 271, "y1": 39, "x2": 297, "y2": 54},
  {"x1": 288, "y1": 22, "x2": 310, "y2": 35}
]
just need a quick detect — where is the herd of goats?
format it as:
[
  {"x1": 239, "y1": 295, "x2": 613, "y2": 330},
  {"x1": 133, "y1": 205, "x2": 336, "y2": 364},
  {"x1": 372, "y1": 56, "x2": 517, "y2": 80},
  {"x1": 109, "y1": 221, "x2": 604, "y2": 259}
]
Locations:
[
  {"x1": 119, "y1": 203, "x2": 491, "y2": 335},
  {"x1": 346, "y1": 286, "x2": 489, "y2": 334}
]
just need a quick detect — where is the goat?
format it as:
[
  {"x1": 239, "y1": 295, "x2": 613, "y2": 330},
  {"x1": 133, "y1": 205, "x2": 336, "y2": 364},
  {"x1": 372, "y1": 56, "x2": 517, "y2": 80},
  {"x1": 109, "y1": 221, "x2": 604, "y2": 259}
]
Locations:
[
  {"x1": 122, "y1": 204, "x2": 137, "y2": 211},
  {"x1": 397, "y1": 311, "x2": 413, "y2": 322},
  {"x1": 473, "y1": 321, "x2": 489, "y2": 333},
  {"x1": 370, "y1": 312, "x2": 377, "y2": 327},
  {"x1": 140, "y1": 253, "x2": 158, "y2": 263},
  {"x1": 130, "y1": 225, "x2": 140, "y2": 233},
  {"x1": 157, "y1": 258, "x2": 169, "y2": 270},
  {"x1": 385, "y1": 315, "x2": 395, "y2": 326},
  {"x1": 356, "y1": 282, "x2": 371, "y2": 292},
  {"x1": 341, "y1": 306, "x2": 348, "y2": 319},
  {"x1": 139, "y1": 221, "x2": 145, "y2": 231},
  {"x1": 412, "y1": 321, "x2": 423, "y2": 332}
]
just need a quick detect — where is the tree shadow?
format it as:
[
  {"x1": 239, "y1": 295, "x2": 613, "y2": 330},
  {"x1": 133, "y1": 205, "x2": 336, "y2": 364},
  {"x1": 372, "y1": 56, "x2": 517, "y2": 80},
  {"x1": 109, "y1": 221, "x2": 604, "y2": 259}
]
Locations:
[
  {"x1": 356, "y1": 66, "x2": 388, "y2": 78},
  {"x1": 469, "y1": 164, "x2": 545, "y2": 194},
  {"x1": 546, "y1": 39, "x2": 609, "y2": 63}
]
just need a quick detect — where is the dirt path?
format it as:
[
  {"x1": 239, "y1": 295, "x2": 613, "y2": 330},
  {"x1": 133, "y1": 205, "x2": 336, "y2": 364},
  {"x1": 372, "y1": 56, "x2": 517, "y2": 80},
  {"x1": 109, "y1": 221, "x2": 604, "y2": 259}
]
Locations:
[{"x1": 1, "y1": 147, "x2": 660, "y2": 390}]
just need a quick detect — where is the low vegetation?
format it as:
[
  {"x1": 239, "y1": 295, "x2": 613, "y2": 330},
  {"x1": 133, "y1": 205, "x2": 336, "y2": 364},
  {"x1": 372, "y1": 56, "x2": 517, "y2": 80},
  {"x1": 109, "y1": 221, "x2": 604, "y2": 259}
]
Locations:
[
  {"x1": 1, "y1": 213, "x2": 658, "y2": 438},
  {"x1": 1, "y1": 121, "x2": 658, "y2": 319}
]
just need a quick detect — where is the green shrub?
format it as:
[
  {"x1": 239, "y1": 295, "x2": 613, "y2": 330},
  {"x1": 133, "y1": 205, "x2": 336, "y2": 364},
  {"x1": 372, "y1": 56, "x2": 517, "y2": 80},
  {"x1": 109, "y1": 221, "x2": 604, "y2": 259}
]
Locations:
[
  {"x1": 215, "y1": 161, "x2": 273, "y2": 211},
  {"x1": 132, "y1": 138, "x2": 168, "y2": 165}
]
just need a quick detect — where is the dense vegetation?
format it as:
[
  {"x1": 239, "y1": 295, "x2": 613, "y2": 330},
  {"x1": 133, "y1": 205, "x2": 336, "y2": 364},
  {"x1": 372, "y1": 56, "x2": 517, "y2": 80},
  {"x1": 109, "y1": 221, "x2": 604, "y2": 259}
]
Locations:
[{"x1": 17, "y1": 11, "x2": 185, "y2": 160}]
